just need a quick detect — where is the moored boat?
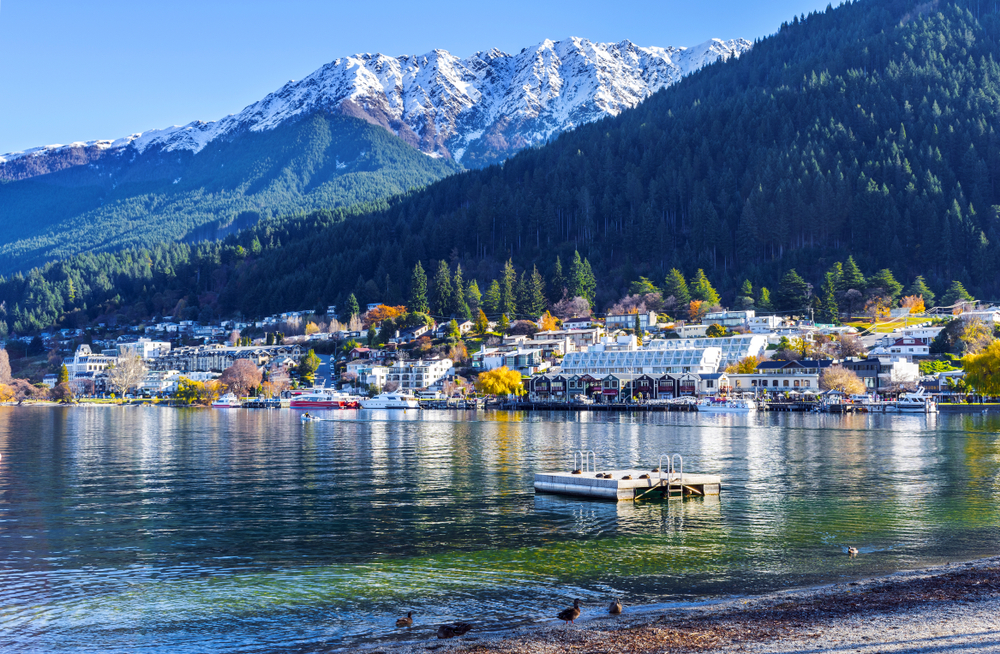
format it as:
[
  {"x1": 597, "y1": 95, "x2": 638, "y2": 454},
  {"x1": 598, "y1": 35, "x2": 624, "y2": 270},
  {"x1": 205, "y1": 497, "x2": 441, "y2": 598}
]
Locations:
[
  {"x1": 289, "y1": 390, "x2": 361, "y2": 409},
  {"x1": 696, "y1": 397, "x2": 757, "y2": 413},
  {"x1": 212, "y1": 393, "x2": 242, "y2": 409},
  {"x1": 360, "y1": 393, "x2": 421, "y2": 410}
]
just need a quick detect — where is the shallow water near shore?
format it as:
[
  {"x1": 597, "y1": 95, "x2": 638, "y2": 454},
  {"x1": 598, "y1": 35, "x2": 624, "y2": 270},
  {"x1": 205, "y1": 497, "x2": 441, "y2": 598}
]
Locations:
[{"x1": 1, "y1": 407, "x2": 999, "y2": 652}]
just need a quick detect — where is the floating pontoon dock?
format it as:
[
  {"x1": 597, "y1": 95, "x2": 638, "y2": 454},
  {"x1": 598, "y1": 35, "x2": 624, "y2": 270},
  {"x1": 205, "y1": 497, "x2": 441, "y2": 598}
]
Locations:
[{"x1": 534, "y1": 452, "x2": 721, "y2": 502}]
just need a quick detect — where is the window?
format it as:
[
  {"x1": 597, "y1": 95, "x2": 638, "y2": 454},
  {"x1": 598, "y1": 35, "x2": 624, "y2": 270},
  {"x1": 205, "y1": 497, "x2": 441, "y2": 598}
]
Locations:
[{"x1": 783, "y1": 380, "x2": 789, "y2": 387}]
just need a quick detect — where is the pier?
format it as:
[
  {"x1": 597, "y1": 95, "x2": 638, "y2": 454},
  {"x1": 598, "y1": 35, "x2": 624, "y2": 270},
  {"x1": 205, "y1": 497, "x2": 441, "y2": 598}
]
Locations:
[{"x1": 534, "y1": 453, "x2": 721, "y2": 501}]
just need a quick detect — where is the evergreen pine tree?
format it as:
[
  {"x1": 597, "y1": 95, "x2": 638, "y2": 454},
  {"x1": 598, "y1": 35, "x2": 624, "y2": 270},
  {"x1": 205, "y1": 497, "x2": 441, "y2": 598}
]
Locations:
[
  {"x1": 690, "y1": 269, "x2": 720, "y2": 307},
  {"x1": 500, "y1": 259, "x2": 517, "y2": 317},
  {"x1": 529, "y1": 266, "x2": 547, "y2": 317},
  {"x1": 842, "y1": 256, "x2": 866, "y2": 292},
  {"x1": 408, "y1": 262, "x2": 429, "y2": 314},
  {"x1": 940, "y1": 280, "x2": 974, "y2": 307},
  {"x1": 568, "y1": 251, "x2": 585, "y2": 299},
  {"x1": 867, "y1": 269, "x2": 903, "y2": 304},
  {"x1": 453, "y1": 265, "x2": 471, "y2": 320},
  {"x1": 549, "y1": 256, "x2": 566, "y2": 304},
  {"x1": 498, "y1": 313, "x2": 510, "y2": 334},
  {"x1": 819, "y1": 272, "x2": 840, "y2": 324},
  {"x1": 662, "y1": 269, "x2": 691, "y2": 309},
  {"x1": 776, "y1": 270, "x2": 811, "y2": 314},
  {"x1": 465, "y1": 279, "x2": 482, "y2": 313},
  {"x1": 341, "y1": 293, "x2": 360, "y2": 322},
  {"x1": 483, "y1": 279, "x2": 501, "y2": 315},
  {"x1": 431, "y1": 260, "x2": 453, "y2": 316},
  {"x1": 516, "y1": 271, "x2": 530, "y2": 317},
  {"x1": 580, "y1": 258, "x2": 597, "y2": 305},
  {"x1": 758, "y1": 287, "x2": 773, "y2": 312},
  {"x1": 905, "y1": 276, "x2": 936, "y2": 307}
]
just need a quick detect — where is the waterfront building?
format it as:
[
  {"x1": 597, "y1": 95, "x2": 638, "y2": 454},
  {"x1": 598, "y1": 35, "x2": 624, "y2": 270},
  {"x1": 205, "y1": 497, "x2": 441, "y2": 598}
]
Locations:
[
  {"x1": 150, "y1": 344, "x2": 302, "y2": 373},
  {"x1": 385, "y1": 358, "x2": 453, "y2": 391},
  {"x1": 646, "y1": 334, "x2": 768, "y2": 368}
]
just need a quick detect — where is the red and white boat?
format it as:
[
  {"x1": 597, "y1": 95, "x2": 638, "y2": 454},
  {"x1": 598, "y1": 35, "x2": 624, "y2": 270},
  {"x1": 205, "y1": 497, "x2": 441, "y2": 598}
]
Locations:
[{"x1": 289, "y1": 389, "x2": 361, "y2": 409}]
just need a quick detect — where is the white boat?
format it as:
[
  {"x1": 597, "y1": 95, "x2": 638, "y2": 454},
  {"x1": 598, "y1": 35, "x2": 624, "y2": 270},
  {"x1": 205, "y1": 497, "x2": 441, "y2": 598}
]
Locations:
[
  {"x1": 696, "y1": 397, "x2": 757, "y2": 413},
  {"x1": 289, "y1": 389, "x2": 361, "y2": 409},
  {"x1": 895, "y1": 388, "x2": 938, "y2": 413},
  {"x1": 360, "y1": 393, "x2": 421, "y2": 410},
  {"x1": 212, "y1": 393, "x2": 242, "y2": 409}
]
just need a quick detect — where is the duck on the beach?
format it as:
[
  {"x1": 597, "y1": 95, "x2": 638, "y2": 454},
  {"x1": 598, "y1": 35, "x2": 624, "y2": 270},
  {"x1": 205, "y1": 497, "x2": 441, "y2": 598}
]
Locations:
[
  {"x1": 558, "y1": 598, "x2": 582, "y2": 624},
  {"x1": 848, "y1": 547, "x2": 859, "y2": 558},
  {"x1": 437, "y1": 623, "x2": 472, "y2": 639},
  {"x1": 609, "y1": 598, "x2": 623, "y2": 615},
  {"x1": 396, "y1": 611, "x2": 414, "y2": 627}
]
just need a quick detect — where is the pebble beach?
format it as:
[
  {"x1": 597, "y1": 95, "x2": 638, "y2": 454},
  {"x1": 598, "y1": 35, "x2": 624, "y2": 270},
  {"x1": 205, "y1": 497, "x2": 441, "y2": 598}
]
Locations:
[{"x1": 385, "y1": 556, "x2": 1000, "y2": 654}]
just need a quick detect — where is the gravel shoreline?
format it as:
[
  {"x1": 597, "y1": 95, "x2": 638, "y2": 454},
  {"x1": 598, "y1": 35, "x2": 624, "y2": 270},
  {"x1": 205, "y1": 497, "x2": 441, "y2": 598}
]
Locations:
[{"x1": 381, "y1": 555, "x2": 1000, "y2": 654}]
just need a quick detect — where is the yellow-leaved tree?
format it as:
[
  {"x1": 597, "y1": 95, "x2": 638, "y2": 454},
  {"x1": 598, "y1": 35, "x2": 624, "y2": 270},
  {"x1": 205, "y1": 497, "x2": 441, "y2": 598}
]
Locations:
[
  {"x1": 0, "y1": 383, "x2": 13, "y2": 403},
  {"x1": 900, "y1": 295, "x2": 926, "y2": 314},
  {"x1": 539, "y1": 311, "x2": 559, "y2": 332},
  {"x1": 475, "y1": 366, "x2": 525, "y2": 397},
  {"x1": 963, "y1": 340, "x2": 1000, "y2": 396},
  {"x1": 724, "y1": 356, "x2": 760, "y2": 374}
]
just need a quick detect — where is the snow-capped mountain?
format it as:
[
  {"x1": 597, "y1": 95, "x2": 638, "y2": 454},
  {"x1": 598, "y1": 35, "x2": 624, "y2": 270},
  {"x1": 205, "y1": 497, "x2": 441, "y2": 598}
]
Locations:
[{"x1": 1, "y1": 37, "x2": 750, "y2": 179}]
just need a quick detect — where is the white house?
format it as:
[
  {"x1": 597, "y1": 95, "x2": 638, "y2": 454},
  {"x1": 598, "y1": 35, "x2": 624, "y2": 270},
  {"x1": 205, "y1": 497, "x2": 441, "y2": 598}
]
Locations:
[{"x1": 385, "y1": 358, "x2": 453, "y2": 391}]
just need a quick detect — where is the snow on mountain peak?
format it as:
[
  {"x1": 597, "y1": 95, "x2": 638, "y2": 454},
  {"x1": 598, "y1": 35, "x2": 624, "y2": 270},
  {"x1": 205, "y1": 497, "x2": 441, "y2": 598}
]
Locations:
[{"x1": 1, "y1": 35, "x2": 751, "y2": 172}]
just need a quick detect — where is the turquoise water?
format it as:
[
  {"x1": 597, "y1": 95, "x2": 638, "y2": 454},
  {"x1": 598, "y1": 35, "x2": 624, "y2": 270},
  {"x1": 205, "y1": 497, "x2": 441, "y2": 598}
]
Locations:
[{"x1": 0, "y1": 407, "x2": 999, "y2": 651}]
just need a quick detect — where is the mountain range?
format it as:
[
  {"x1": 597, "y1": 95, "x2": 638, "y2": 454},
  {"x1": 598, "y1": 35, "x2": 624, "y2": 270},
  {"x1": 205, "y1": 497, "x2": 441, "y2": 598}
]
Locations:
[{"x1": 1, "y1": 37, "x2": 750, "y2": 180}]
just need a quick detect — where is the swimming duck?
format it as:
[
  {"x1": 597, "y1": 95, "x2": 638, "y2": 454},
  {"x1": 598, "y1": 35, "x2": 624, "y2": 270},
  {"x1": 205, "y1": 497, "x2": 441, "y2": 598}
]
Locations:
[
  {"x1": 396, "y1": 611, "x2": 414, "y2": 627},
  {"x1": 609, "y1": 598, "x2": 623, "y2": 615},
  {"x1": 558, "y1": 598, "x2": 582, "y2": 624},
  {"x1": 437, "y1": 622, "x2": 473, "y2": 638},
  {"x1": 848, "y1": 547, "x2": 859, "y2": 558}
]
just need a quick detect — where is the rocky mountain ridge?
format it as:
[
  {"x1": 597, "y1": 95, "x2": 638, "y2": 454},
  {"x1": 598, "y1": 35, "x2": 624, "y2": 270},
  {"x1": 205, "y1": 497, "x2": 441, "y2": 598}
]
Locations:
[{"x1": 0, "y1": 36, "x2": 750, "y2": 179}]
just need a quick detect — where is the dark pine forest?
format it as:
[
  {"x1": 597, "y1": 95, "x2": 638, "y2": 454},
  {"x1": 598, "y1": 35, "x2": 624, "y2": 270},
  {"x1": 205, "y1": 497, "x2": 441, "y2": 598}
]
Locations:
[{"x1": 3, "y1": 0, "x2": 1000, "y2": 333}]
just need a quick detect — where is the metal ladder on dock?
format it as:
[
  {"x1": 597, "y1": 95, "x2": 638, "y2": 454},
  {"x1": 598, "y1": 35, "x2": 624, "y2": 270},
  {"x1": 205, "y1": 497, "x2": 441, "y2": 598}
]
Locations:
[
  {"x1": 635, "y1": 454, "x2": 700, "y2": 500},
  {"x1": 573, "y1": 450, "x2": 596, "y2": 473}
]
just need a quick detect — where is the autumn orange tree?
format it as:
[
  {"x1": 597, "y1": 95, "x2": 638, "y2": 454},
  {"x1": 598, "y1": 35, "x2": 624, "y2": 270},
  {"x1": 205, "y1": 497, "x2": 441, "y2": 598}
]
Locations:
[
  {"x1": 688, "y1": 299, "x2": 706, "y2": 321},
  {"x1": 900, "y1": 295, "x2": 926, "y2": 314},
  {"x1": 363, "y1": 305, "x2": 407, "y2": 328}
]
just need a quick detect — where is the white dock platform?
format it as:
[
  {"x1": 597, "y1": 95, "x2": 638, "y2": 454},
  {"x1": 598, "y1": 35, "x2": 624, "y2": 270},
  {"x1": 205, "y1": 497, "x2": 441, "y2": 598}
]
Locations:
[{"x1": 534, "y1": 469, "x2": 722, "y2": 501}]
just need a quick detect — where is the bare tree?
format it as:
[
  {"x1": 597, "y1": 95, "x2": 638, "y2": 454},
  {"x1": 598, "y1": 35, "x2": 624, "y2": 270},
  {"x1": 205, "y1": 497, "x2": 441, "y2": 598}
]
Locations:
[
  {"x1": 836, "y1": 333, "x2": 865, "y2": 359},
  {"x1": 107, "y1": 355, "x2": 148, "y2": 399},
  {"x1": 228, "y1": 330, "x2": 241, "y2": 346},
  {"x1": 819, "y1": 365, "x2": 866, "y2": 394},
  {"x1": 219, "y1": 359, "x2": 263, "y2": 397},
  {"x1": 552, "y1": 296, "x2": 591, "y2": 319},
  {"x1": 383, "y1": 380, "x2": 400, "y2": 392}
]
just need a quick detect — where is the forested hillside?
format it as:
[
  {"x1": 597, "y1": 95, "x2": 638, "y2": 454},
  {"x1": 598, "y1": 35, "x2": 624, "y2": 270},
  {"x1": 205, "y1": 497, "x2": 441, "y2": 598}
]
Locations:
[
  {"x1": 3, "y1": 0, "x2": 1000, "y2": 333},
  {"x1": 0, "y1": 114, "x2": 460, "y2": 273}
]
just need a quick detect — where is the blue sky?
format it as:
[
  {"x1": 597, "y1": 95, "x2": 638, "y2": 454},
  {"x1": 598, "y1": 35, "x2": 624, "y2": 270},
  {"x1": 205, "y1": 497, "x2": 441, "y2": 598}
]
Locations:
[{"x1": 0, "y1": 0, "x2": 833, "y2": 154}]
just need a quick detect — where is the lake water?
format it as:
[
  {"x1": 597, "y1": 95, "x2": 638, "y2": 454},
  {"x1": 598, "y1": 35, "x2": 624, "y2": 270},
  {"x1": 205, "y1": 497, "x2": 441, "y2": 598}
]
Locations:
[{"x1": 1, "y1": 407, "x2": 999, "y2": 652}]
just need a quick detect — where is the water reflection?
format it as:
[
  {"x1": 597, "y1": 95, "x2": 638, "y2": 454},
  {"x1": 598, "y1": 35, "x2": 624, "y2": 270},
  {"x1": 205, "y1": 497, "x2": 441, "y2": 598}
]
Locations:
[{"x1": 0, "y1": 408, "x2": 998, "y2": 652}]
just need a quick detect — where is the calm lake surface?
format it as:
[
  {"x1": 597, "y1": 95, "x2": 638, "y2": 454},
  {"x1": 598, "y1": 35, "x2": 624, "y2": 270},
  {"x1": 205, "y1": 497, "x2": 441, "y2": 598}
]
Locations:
[{"x1": 1, "y1": 407, "x2": 999, "y2": 652}]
